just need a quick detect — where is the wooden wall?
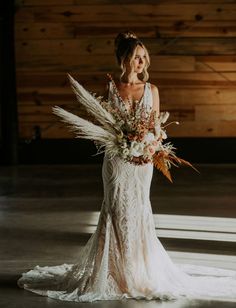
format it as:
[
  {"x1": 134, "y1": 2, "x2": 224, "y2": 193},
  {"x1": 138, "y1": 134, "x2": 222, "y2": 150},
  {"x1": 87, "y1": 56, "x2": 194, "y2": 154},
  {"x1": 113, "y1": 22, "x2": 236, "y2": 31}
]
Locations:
[{"x1": 15, "y1": 0, "x2": 236, "y2": 141}]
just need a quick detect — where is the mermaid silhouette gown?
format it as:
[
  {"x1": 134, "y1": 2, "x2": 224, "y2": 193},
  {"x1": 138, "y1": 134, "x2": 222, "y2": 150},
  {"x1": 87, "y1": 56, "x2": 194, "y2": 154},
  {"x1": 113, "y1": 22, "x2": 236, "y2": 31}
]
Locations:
[{"x1": 17, "y1": 81, "x2": 236, "y2": 302}]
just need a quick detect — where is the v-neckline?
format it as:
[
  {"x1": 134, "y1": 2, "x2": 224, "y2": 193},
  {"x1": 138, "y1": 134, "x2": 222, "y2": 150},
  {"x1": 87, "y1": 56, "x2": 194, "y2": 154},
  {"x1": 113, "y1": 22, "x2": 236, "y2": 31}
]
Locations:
[{"x1": 111, "y1": 79, "x2": 147, "y2": 106}]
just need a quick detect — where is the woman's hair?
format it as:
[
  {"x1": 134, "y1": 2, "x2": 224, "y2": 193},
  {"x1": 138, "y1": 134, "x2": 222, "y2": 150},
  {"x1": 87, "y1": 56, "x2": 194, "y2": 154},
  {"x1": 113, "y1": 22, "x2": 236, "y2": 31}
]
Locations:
[{"x1": 114, "y1": 30, "x2": 150, "y2": 82}]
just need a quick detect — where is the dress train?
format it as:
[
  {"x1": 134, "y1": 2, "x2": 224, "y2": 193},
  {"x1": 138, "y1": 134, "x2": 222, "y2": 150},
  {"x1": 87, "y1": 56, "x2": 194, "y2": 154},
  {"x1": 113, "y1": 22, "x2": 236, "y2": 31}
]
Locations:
[{"x1": 17, "y1": 81, "x2": 236, "y2": 302}]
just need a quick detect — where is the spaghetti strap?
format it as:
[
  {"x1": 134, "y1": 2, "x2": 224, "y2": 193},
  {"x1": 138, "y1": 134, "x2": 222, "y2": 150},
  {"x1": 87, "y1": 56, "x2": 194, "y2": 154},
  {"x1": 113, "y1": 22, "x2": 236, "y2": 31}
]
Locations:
[{"x1": 145, "y1": 82, "x2": 153, "y2": 109}]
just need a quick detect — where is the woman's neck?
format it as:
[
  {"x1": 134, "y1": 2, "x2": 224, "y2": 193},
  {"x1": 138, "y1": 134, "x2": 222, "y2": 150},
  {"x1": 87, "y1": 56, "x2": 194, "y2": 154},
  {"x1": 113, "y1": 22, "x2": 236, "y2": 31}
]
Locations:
[{"x1": 121, "y1": 73, "x2": 140, "y2": 85}]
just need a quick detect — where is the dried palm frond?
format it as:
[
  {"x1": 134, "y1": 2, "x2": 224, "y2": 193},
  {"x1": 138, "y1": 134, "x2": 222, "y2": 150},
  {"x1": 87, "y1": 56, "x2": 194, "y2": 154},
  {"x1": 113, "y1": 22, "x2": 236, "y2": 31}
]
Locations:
[
  {"x1": 67, "y1": 74, "x2": 117, "y2": 134},
  {"x1": 52, "y1": 106, "x2": 116, "y2": 146}
]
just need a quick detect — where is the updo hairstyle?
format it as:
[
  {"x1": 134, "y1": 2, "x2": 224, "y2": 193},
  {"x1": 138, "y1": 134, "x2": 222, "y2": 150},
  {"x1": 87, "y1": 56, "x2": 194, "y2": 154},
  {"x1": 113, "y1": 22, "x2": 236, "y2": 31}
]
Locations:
[{"x1": 114, "y1": 30, "x2": 150, "y2": 82}]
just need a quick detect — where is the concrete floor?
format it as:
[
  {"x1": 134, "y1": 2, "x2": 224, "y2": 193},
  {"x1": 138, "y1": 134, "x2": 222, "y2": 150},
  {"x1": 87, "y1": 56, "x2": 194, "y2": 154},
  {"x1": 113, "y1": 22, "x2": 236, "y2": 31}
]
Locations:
[{"x1": 0, "y1": 163, "x2": 236, "y2": 307}]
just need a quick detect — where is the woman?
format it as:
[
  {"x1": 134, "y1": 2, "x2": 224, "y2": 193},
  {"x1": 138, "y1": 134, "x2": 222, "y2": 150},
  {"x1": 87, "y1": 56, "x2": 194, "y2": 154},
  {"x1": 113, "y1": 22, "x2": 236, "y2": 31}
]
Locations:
[{"x1": 17, "y1": 31, "x2": 236, "y2": 303}]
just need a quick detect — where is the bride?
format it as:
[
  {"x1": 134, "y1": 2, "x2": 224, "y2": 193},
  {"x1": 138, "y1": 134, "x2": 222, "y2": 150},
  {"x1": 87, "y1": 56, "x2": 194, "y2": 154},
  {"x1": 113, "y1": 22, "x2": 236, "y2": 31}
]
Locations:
[{"x1": 17, "y1": 31, "x2": 236, "y2": 303}]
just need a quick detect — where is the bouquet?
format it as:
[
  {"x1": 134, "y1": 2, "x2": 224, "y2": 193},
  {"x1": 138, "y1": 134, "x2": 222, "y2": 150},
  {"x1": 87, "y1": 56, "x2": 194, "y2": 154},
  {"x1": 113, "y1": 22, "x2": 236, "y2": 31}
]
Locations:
[{"x1": 52, "y1": 74, "x2": 199, "y2": 183}]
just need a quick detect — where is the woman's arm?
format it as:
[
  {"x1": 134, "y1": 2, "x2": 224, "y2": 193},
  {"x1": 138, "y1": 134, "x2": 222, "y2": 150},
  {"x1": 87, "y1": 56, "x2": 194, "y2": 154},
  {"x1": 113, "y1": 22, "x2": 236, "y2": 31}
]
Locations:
[{"x1": 151, "y1": 84, "x2": 160, "y2": 116}]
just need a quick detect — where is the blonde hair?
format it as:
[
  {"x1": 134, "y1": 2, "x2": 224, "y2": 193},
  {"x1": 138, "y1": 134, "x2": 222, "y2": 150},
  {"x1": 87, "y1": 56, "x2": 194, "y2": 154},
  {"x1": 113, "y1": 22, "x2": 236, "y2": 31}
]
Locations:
[{"x1": 114, "y1": 30, "x2": 150, "y2": 82}]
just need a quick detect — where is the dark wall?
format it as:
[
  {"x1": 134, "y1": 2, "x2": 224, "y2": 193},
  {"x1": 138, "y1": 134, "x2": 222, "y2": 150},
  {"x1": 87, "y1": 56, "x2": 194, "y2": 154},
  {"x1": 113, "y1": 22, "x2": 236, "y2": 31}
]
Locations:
[{"x1": 0, "y1": 1, "x2": 18, "y2": 165}]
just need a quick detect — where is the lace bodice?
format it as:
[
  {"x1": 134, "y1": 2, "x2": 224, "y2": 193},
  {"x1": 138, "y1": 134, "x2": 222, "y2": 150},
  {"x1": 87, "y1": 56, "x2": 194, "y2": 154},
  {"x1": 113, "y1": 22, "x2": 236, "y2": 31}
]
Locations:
[{"x1": 108, "y1": 80, "x2": 153, "y2": 110}]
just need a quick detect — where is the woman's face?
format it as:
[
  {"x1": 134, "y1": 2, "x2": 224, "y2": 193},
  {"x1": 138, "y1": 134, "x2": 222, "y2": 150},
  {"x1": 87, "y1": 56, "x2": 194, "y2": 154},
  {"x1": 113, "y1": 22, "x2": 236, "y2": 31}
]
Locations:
[{"x1": 125, "y1": 45, "x2": 146, "y2": 74}]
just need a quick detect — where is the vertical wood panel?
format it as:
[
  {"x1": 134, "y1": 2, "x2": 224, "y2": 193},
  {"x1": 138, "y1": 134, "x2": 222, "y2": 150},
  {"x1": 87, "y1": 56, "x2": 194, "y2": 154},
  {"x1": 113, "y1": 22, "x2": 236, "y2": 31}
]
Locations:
[{"x1": 14, "y1": 1, "x2": 236, "y2": 139}]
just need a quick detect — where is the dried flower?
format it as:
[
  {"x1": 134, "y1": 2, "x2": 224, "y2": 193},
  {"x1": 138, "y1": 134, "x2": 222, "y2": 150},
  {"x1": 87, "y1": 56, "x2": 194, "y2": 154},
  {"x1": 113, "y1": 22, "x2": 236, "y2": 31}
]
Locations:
[{"x1": 53, "y1": 74, "x2": 200, "y2": 183}]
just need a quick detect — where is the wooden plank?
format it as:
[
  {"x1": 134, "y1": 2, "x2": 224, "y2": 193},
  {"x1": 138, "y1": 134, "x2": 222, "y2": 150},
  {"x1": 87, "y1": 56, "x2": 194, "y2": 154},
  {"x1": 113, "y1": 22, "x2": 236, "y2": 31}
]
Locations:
[
  {"x1": 17, "y1": 87, "x2": 236, "y2": 106},
  {"x1": 15, "y1": 55, "x2": 195, "y2": 72},
  {"x1": 159, "y1": 105, "x2": 195, "y2": 121},
  {"x1": 18, "y1": 104, "x2": 87, "y2": 115},
  {"x1": 18, "y1": 100, "x2": 236, "y2": 124},
  {"x1": 157, "y1": 24, "x2": 236, "y2": 38},
  {"x1": 195, "y1": 104, "x2": 236, "y2": 121},
  {"x1": 17, "y1": 0, "x2": 74, "y2": 6},
  {"x1": 167, "y1": 120, "x2": 236, "y2": 137},
  {"x1": 18, "y1": 112, "x2": 87, "y2": 122},
  {"x1": 14, "y1": 22, "x2": 236, "y2": 40},
  {"x1": 222, "y1": 72, "x2": 236, "y2": 82},
  {"x1": 18, "y1": 0, "x2": 236, "y2": 6},
  {"x1": 16, "y1": 72, "x2": 111, "y2": 88},
  {"x1": 18, "y1": 0, "x2": 235, "y2": 7},
  {"x1": 19, "y1": 119, "x2": 236, "y2": 139},
  {"x1": 15, "y1": 22, "x2": 77, "y2": 40},
  {"x1": 15, "y1": 38, "x2": 116, "y2": 56},
  {"x1": 195, "y1": 55, "x2": 236, "y2": 72},
  {"x1": 15, "y1": 54, "x2": 117, "y2": 72},
  {"x1": 17, "y1": 104, "x2": 195, "y2": 123},
  {"x1": 15, "y1": 37, "x2": 236, "y2": 57},
  {"x1": 17, "y1": 92, "x2": 75, "y2": 104},
  {"x1": 18, "y1": 105, "x2": 90, "y2": 123},
  {"x1": 160, "y1": 88, "x2": 236, "y2": 105},
  {"x1": 19, "y1": 123, "x2": 75, "y2": 139},
  {"x1": 149, "y1": 37, "x2": 236, "y2": 55},
  {"x1": 15, "y1": 72, "x2": 236, "y2": 88},
  {"x1": 15, "y1": 4, "x2": 236, "y2": 23},
  {"x1": 14, "y1": 23, "x2": 158, "y2": 40},
  {"x1": 15, "y1": 54, "x2": 236, "y2": 72}
]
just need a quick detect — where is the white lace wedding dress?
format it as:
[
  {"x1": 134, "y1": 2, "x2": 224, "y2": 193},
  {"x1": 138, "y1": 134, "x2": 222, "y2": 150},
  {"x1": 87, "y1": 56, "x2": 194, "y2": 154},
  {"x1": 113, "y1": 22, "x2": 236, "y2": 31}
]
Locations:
[{"x1": 17, "y1": 81, "x2": 236, "y2": 302}]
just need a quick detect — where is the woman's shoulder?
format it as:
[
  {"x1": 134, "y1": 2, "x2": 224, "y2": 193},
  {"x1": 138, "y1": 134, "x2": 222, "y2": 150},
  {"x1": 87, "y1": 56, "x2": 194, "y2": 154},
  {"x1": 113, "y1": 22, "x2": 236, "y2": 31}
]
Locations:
[{"x1": 149, "y1": 83, "x2": 159, "y2": 97}]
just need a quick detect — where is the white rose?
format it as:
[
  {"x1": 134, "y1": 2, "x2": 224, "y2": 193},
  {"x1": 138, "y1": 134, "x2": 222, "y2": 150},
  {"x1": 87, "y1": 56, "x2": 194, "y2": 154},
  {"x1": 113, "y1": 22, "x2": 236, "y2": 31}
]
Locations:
[
  {"x1": 143, "y1": 132, "x2": 155, "y2": 144},
  {"x1": 129, "y1": 141, "x2": 144, "y2": 157}
]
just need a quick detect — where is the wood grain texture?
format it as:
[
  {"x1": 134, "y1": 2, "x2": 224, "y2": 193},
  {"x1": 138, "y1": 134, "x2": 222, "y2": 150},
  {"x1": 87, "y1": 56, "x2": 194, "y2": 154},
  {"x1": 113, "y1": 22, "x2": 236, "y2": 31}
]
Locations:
[{"x1": 14, "y1": 1, "x2": 236, "y2": 139}]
